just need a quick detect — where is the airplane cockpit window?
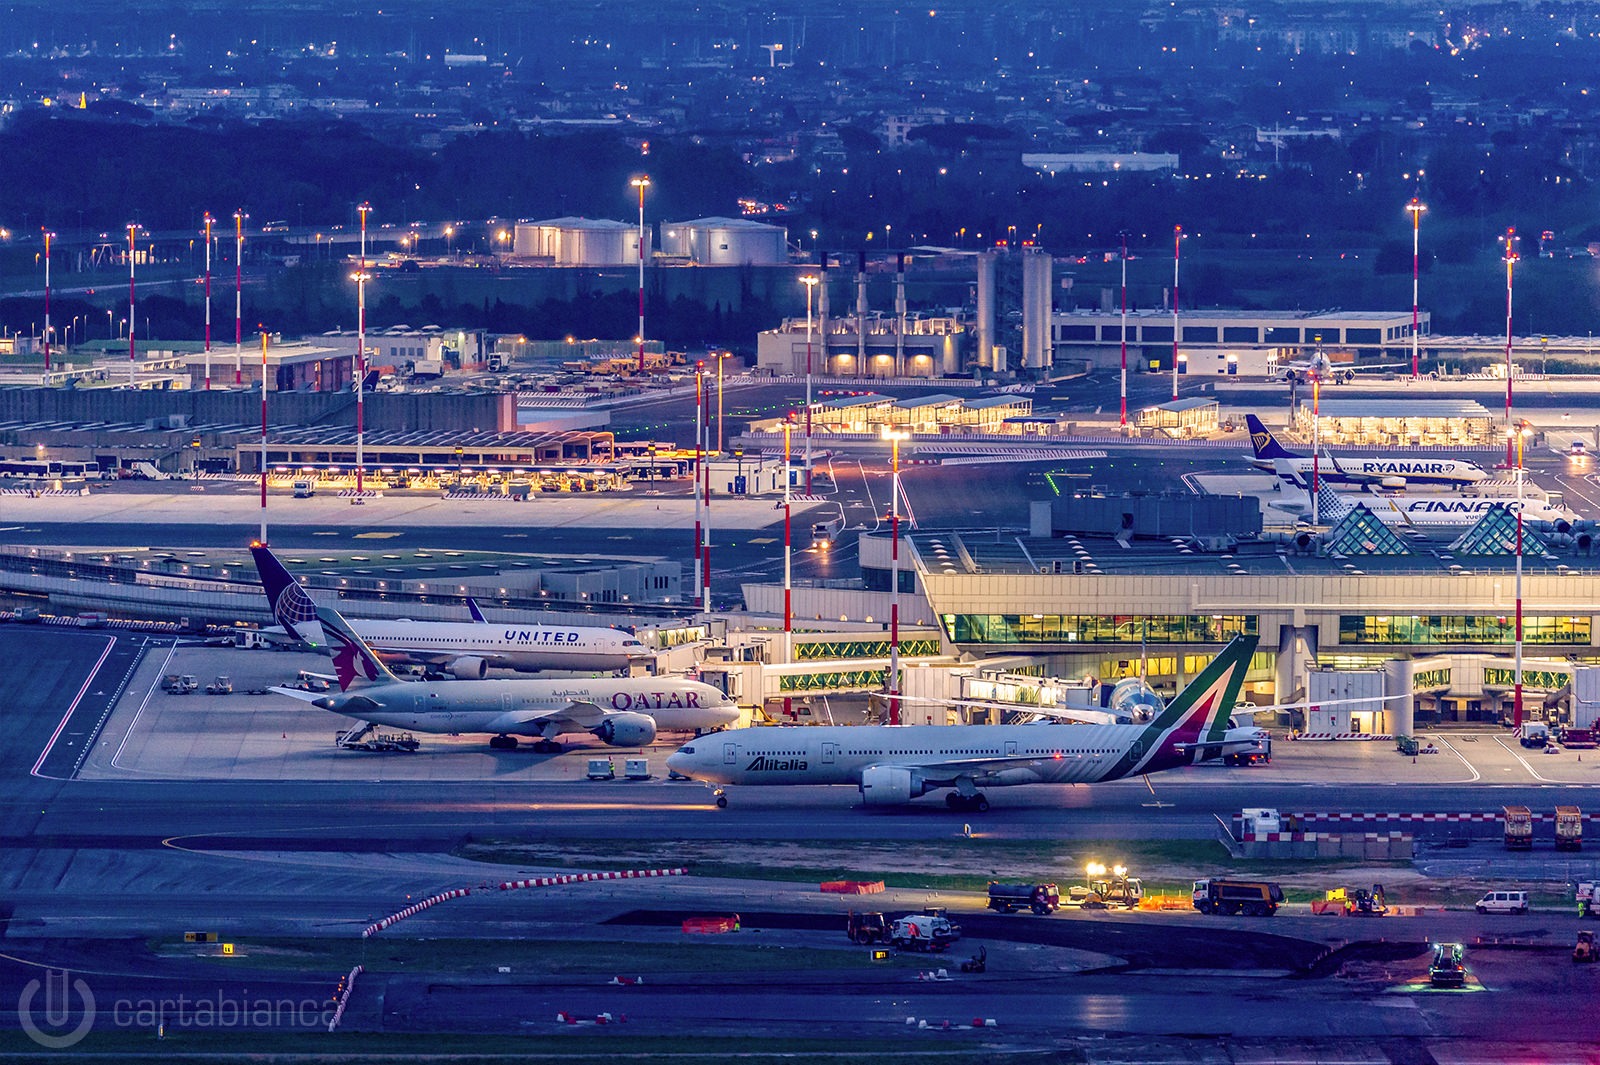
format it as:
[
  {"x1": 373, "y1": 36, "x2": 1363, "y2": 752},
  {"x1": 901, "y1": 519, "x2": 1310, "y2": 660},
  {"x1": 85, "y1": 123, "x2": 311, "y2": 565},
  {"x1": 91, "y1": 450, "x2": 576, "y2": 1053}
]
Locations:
[{"x1": 679, "y1": 746, "x2": 695, "y2": 755}]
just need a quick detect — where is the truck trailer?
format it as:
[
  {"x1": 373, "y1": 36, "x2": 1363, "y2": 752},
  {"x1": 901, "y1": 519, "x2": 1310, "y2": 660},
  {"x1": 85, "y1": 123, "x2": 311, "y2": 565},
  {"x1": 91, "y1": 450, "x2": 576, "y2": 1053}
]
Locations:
[{"x1": 987, "y1": 882, "x2": 1061, "y2": 915}]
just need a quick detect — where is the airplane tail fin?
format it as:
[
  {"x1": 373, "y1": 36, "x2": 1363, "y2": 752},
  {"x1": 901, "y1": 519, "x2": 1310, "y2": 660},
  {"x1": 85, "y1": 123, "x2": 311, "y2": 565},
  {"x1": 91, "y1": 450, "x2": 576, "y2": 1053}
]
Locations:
[
  {"x1": 466, "y1": 597, "x2": 487, "y2": 624},
  {"x1": 1157, "y1": 634, "x2": 1259, "y2": 745},
  {"x1": 251, "y1": 543, "x2": 326, "y2": 649},
  {"x1": 1246, "y1": 415, "x2": 1299, "y2": 460},
  {"x1": 1315, "y1": 483, "x2": 1352, "y2": 523},
  {"x1": 314, "y1": 604, "x2": 400, "y2": 690}
]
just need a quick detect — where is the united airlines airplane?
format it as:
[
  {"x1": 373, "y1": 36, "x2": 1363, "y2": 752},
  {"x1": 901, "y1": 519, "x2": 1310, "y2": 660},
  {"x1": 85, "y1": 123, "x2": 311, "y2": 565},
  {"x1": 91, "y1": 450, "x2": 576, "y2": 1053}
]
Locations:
[
  {"x1": 272, "y1": 604, "x2": 738, "y2": 751},
  {"x1": 666, "y1": 635, "x2": 1264, "y2": 811},
  {"x1": 1247, "y1": 415, "x2": 1487, "y2": 488},
  {"x1": 253, "y1": 544, "x2": 648, "y2": 677}
]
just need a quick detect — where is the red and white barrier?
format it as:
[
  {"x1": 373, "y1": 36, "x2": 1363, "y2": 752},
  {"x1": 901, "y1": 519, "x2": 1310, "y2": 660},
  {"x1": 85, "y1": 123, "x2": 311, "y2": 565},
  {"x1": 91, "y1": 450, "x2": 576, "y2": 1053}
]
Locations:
[
  {"x1": 327, "y1": 964, "x2": 364, "y2": 1031},
  {"x1": 361, "y1": 888, "x2": 472, "y2": 938},
  {"x1": 1289, "y1": 733, "x2": 1393, "y2": 741},
  {"x1": 1291, "y1": 810, "x2": 1600, "y2": 825},
  {"x1": 500, "y1": 867, "x2": 687, "y2": 891}
]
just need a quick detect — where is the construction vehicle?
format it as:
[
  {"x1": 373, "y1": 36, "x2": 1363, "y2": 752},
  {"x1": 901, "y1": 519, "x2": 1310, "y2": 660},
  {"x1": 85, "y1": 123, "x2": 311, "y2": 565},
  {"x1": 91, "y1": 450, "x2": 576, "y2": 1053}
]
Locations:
[
  {"x1": 1345, "y1": 884, "x2": 1388, "y2": 916},
  {"x1": 1577, "y1": 881, "x2": 1598, "y2": 918},
  {"x1": 1192, "y1": 878, "x2": 1284, "y2": 917},
  {"x1": 205, "y1": 675, "x2": 233, "y2": 695},
  {"x1": 1075, "y1": 862, "x2": 1144, "y2": 910},
  {"x1": 1555, "y1": 805, "x2": 1583, "y2": 851},
  {"x1": 1503, "y1": 805, "x2": 1534, "y2": 850},
  {"x1": 1429, "y1": 942, "x2": 1467, "y2": 987},
  {"x1": 845, "y1": 911, "x2": 890, "y2": 945},
  {"x1": 1576, "y1": 930, "x2": 1597, "y2": 963},
  {"x1": 162, "y1": 674, "x2": 198, "y2": 694},
  {"x1": 335, "y1": 730, "x2": 420, "y2": 753},
  {"x1": 890, "y1": 913, "x2": 961, "y2": 952},
  {"x1": 986, "y1": 882, "x2": 1060, "y2": 915},
  {"x1": 959, "y1": 946, "x2": 987, "y2": 973}
]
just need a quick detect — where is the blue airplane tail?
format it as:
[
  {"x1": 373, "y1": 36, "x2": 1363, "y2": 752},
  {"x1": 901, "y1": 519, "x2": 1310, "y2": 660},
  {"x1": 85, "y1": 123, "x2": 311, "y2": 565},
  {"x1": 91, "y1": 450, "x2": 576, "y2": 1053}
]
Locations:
[{"x1": 1246, "y1": 414, "x2": 1300, "y2": 461}]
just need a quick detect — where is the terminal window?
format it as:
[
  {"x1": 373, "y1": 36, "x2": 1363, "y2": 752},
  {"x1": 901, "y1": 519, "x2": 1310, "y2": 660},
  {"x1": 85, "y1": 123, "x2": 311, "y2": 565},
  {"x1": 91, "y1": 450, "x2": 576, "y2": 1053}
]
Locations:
[
  {"x1": 1338, "y1": 615, "x2": 1591, "y2": 645},
  {"x1": 943, "y1": 613, "x2": 1257, "y2": 645}
]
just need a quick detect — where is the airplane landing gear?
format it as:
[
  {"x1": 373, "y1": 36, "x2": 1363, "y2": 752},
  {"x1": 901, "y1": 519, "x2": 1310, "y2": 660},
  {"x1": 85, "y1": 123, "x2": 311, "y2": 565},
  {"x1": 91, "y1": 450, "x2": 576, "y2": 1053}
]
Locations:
[
  {"x1": 533, "y1": 739, "x2": 562, "y2": 753},
  {"x1": 946, "y1": 792, "x2": 989, "y2": 813},
  {"x1": 489, "y1": 734, "x2": 518, "y2": 750},
  {"x1": 714, "y1": 787, "x2": 728, "y2": 808}
]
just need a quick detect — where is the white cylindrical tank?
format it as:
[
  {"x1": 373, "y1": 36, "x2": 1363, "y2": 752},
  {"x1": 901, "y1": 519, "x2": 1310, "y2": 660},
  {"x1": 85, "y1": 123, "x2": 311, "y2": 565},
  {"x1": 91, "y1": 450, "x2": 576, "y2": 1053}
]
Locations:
[
  {"x1": 514, "y1": 217, "x2": 643, "y2": 266},
  {"x1": 660, "y1": 217, "x2": 788, "y2": 265}
]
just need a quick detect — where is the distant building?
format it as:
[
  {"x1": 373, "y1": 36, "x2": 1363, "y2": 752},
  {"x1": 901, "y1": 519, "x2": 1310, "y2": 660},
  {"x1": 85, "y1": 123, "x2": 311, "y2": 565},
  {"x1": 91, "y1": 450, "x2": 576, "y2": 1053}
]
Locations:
[
  {"x1": 512, "y1": 218, "x2": 646, "y2": 266},
  {"x1": 659, "y1": 217, "x2": 788, "y2": 265},
  {"x1": 1022, "y1": 152, "x2": 1178, "y2": 175}
]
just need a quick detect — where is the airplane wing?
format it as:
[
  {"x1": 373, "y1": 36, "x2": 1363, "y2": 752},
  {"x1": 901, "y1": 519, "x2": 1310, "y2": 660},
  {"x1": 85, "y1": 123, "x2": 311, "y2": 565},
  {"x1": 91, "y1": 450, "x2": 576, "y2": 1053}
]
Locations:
[
  {"x1": 1008, "y1": 705, "x2": 1125, "y2": 725},
  {"x1": 494, "y1": 700, "x2": 615, "y2": 732},
  {"x1": 864, "y1": 753, "x2": 1069, "y2": 788},
  {"x1": 269, "y1": 685, "x2": 327, "y2": 704}
]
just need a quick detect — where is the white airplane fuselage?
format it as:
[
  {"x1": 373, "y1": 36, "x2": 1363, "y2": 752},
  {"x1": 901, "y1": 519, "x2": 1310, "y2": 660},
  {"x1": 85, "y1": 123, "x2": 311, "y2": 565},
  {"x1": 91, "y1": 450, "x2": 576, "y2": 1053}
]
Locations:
[
  {"x1": 1251, "y1": 454, "x2": 1487, "y2": 487},
  {"x1": 350, "y1": 619, "x2": 645, "y2": 673},
  {"x1": 325, "y1": 676, "x2": 737, "y2": 736},
  {"x1": 668, "y1": 721, "x2": 1204, "y2": 788}
]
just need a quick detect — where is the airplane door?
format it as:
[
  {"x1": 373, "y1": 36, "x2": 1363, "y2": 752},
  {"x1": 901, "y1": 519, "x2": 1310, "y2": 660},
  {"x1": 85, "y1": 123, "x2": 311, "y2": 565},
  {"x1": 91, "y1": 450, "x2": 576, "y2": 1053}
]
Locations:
[
  {"x1": 723, "y1": 742, "x2": 737, "y2": 765},
  {"x1": 502, "y1": 693, "x2": 515, "y2": 713},
  {"x1": 822, "y1": 742, "x2": 838, "y2": 765},
  {"x1": 1005, "y1": 740, "x2": 1017, "y2": 757}
]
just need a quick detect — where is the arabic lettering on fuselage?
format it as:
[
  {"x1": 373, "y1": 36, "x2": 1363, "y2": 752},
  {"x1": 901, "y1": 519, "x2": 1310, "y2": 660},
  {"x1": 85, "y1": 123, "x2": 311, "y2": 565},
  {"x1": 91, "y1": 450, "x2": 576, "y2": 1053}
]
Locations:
[{"x1": 551, "y1": 686, "x2": 706, "y2": 710}]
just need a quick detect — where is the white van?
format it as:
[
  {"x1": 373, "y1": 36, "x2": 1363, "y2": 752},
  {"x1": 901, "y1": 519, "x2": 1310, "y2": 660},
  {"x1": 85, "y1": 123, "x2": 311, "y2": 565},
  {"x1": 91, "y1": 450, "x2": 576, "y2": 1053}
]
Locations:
[{"x1": 1475, "y1": 890, "x2": 1529, "y2": 915}]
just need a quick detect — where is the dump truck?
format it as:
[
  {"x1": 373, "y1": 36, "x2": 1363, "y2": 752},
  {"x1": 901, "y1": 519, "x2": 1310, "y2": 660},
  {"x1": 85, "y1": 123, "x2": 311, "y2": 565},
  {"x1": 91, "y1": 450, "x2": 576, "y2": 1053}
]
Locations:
[
  {"x1": 890, "y1": 913, "x2": 961, "y2": 952},
  {"x1": 986, "y1": 882, "x2": 1061, "y2": 915},
  {"x1": 1503, "y1": 805, "x2": 1534, "y2": 850},
  {"x1": 1555, "y1": 806, "x2": 1583, "y2": 851},
  {"x1": 162, "y1": 674, "x2": 198, "y2": 694},
  {"x1": 845, "y1": 911, "x2": 889, "y2": 944},
  {"x1": 1192, "y1": 878, "x2": 1284, "y2": 917}
]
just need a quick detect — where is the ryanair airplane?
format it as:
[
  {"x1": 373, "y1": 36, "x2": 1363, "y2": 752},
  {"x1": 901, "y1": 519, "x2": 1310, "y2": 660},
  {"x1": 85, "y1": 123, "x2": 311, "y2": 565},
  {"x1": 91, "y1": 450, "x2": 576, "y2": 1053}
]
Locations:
[
  {"x1": 666, "y1": 636, "x2": 1264, "y2": 810},
  {"x1": 1247, "y1": 414, "x2": 1487, "y2": 488}
]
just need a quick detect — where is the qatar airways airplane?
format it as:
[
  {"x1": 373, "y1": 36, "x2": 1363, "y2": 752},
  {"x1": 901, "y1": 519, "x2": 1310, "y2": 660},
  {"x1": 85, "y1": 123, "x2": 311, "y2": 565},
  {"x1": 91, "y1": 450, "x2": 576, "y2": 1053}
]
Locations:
[
  {"x1": 666, "y1": 635, "x2": 1264, "y2": 811},
  {"x1": 252, "y1": 544, "x2": 648, "y2": 677}
]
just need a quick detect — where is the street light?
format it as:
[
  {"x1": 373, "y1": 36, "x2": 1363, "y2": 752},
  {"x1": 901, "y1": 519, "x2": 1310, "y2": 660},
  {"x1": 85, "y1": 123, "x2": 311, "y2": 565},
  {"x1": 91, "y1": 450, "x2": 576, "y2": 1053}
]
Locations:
[
  {"x1": 1512, "y1": 421, "x2": 1534, "y2": 734},
  {"x1": 354, "y1": 202, "x2": 372, "y2": 497},
  {"x1": 800, "y1": 273, "x2": 820, "y2": 493},
  {"x1": 1171, "y1": 225, "x2": 1182, "y2": 401},
  {"x1": 41, "y1": 229, "x2": 53, "y2": 372},
  {"x1": 126, "y1": 223, "x2": 139, "y2": 384},
  {"x1": 1406, "y1": 197, "x2": 1426, "y2": 377},
  {"x1": 1503, "y1": 227, "x2": 1519, "y2": 467},
  {"x1": 234, "y1": 210, "x2": 247, "y2": 385},
  {"x1": 203, "y1": 213, "x2": 214, "y2": 389},
  {"x1": 715, "y1": 351, "x2": 730, "y2": 453},
  {"x1": 444, "y1": 224, "x2": 454, "y2": 258},
  {"x1": 630, "y1": 176, "x2": 651, "y2": 373},
  {"x1": 883, "y1": 426, "x2": 911, "y2": 726}
]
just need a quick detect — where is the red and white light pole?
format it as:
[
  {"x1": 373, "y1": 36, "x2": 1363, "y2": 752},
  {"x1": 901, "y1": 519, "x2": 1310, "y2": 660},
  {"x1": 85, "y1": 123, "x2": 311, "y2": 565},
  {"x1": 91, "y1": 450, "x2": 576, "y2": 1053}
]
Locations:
[
  {"x1": 126, "y1": 223, "x2": 139, "y2": 385},
  {"x1": 631, "y1": 176, "x2": 651, "y2": 373},
  {"x1": 801, "y1": 274, "x2": 819, "y2": 493},
  {"x1": 355, "y1": 202, "x2": 371, "y2": 496},
  {"x1": 701, "y1": 377, "x2": 713, "y2": 614},
  {"x1": 1502, "y1": 227, "x2": 1519, "y2": 468},
  {"x1": 259, "y1": 329, "x2": 270, "y2": 544},
  {"x1": 41, "y1": 229, "x2": 53, "y2": 373},
  {"x1": 883, "y1": 427, "x2": 909, "y2": 726},
  {"x1": 234, "y1": 211, "x2": 247, "y2": 385},
  {"x1": 693, "y1": 360, "x2": 705, "y2": 604},
  {"x1": 1311, "y1": 335, "x2": 1323, "y2": 526},
  {"x1": 1118, "y1": 230, "x2": 1129, "y2": 426},
  {"x1": 203, "y1": 214, "x2": 214, "y2": 389},
  {"x1": 1406, "y1": 197, "x2": 1426, "y2": 377},
  {"x1": 1513, "y1": 422, "x2": 1530, "y2": 734},
  {"x1": 782, "y1": 415, "x2": 795, "y2": 686},
  {"x1": 1170, "y1": 225, "x2": 1182, "y2": 400}
]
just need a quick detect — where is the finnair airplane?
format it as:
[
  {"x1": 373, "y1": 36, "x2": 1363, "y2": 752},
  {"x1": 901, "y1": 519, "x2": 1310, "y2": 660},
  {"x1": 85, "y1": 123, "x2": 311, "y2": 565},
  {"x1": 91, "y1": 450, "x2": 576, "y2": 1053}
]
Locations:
[
  {"x1": 1270, "y1": 463, "x2": 1576, "y2": 529},
  {"x1": 665, "y1": 635, "x2": 1265, "y2": 810},
  {"x1": 1247, "y1": 415, "x2": 1487, "y2": 488},
  {"x1": 252, "y1": 544, "x2": 648, "y2": 677},
  {"x1": 272, "y1": 604, "x2": 739, "y2": 751}
]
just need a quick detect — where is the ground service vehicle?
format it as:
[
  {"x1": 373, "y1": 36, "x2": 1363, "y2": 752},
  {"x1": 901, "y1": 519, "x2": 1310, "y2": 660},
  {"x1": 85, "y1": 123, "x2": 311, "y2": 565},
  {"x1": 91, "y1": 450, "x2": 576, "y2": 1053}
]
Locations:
[
  {"x1": 890, "y1": 913, "x2": 961, "y2": 951},
  {"x1": 1561, "y1": 728, "x2": 1599, "y2": 749},
  {"x1": 1192, "y1": 878, "x2": 1283, "y2": 916},
  {"x1": 1520, "y1": 722, "x2": 1550, "y2": 749},
  {"x1": 1503, "y1": 805, "x2": 1533, "y2": 850},
  {"x1": 205, "y1": 676, "x2": 233, "y2": 695},
  {"x1": 987, "y1": 882, "x2": 1060, "y2": 915},
  {"x1": 335, "y1": 730, "x2": 419, "y2": 752},
  {"x1": 845, "y1": 911, "x2": 889, "y2": 944},
  {"x1": 1576, "y1": 931, "x2": 1597, "y2": 963},
  {"x1": 1429, "y1": 943, "x2": 1466, "y2": 987},
  {"x1": 162, "y1": 674, "x2": 198, "y2": 694},
  {"x1": 292, "y1": 478, "x2": 318, "y2": 498},
  {"x1": 1475, "y1": 890, "x2": 1529, "y2": 915},
  {"x1": 1086, "y1": 874, "x2": 1145, "y2": 910},
  {"x1": 1555, "y1": 805, "x2": 1583, "y2": 851},
  {"x1": 1577, "y1": 882, "x2": 1597, "y2": 918}
]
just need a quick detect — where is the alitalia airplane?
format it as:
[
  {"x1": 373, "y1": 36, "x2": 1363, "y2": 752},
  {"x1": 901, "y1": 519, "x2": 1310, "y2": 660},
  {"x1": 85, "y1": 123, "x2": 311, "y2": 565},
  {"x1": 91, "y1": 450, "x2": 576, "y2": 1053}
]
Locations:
[
  {"x1": 272, "y1": 603, "x2": 739, "y2": 751},
  {"x1": 665, "y1": 635, "x2": 1264, "y2": 811},
  {"x1": 252, "y1": 544, "x2": 649, "y2": 677},
  {"x1": 1247, "y1": 415, "x2": 1487, "y2": 488}
]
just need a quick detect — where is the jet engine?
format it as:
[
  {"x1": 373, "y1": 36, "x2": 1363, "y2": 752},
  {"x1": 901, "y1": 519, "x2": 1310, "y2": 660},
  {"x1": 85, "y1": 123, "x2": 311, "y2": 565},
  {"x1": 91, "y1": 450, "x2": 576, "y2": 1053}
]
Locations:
[
  {"x1": 594, "y1": 712, "x2": 656, "y2": 747},
  {"x1": 858, "y1": 765, "x2": 930, "y2": 805},
  {"x1": 1107, "y1": 678, "x2": 1164, "y2": 722},
  {"x1": 1380, "y1": 477, "x2": 1407, "y2": 489},
  {"x1": 447, "y1": 656, "x2": 488, "y2": 679}
]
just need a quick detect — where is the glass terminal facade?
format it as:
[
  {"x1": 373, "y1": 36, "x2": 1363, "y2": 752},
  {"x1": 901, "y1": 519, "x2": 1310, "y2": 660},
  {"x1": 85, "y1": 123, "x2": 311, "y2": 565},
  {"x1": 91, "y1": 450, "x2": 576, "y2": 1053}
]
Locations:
[
  {"x1": 1338, "y1": 615, "x2": 1591, "y2": 645},
  {"x1": 942, "y1": 613, "x2": 1257, "y2": 645}
]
